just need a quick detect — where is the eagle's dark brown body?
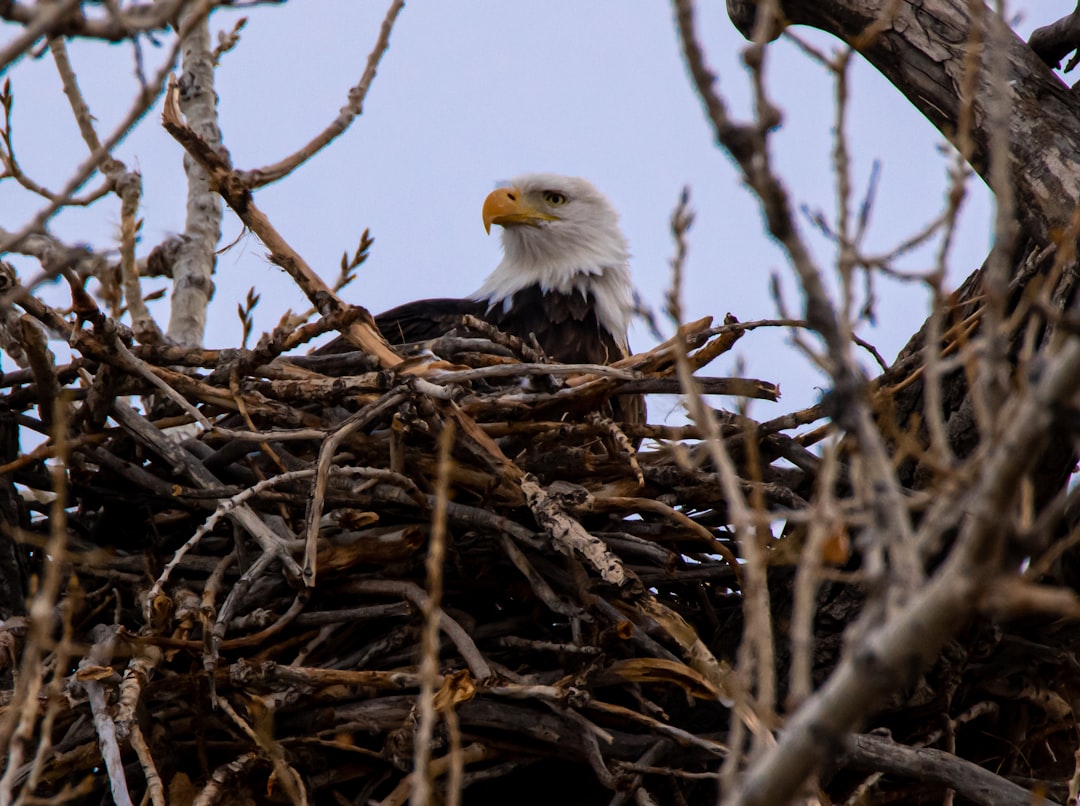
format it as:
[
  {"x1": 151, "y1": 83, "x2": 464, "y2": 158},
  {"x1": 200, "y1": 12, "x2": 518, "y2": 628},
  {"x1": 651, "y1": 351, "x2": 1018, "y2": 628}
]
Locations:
[
  {"x1": 373, "y1": 286, "x2": 626, "y2": 366},
  {"x1": 370, "y1": 289, "x2": 644, "y2": 430}
]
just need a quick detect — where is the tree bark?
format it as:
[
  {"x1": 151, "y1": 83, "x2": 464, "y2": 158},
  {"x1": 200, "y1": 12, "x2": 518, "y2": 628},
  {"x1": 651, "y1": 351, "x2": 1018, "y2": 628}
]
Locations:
[{"x1": 166, "y1": 11, "x2": 223, "y2": 348}]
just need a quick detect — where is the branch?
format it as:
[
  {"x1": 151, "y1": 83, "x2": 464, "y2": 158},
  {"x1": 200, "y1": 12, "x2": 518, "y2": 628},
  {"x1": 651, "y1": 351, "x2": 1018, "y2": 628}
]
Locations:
[
  {"x1": 1028, "y1": 1, "x2": 1080, "y2": 70},
  {"x1": 160, "y1": 80, "x2": 402, "y2": 368},
  {"x1": 728, "y1": 0, "x2": 1080, "y2": 248},
  {"x1": 166, "y1": 7, "x2": 223, "y2": 347},
  {"x1": 676, "y1": 0, "x2": 921, "y2": 589},
  {"x1": 0, "y1": 0, "x2": 185, "y2": 45},
  {"x1": 48, "y1": 34, "x2": 160, "y2": 338},
  {"x1": 842, "y1": 732, "x2": 1061, "y2": 806},
  {"x1": 722, "y1": 326, "x2": 1080, "y2": 805},
  {"x1": 236, "y1": 0, "x2": 406, "y2": 188},
  {"x1": 0, "y1": 0, "x2": 82, "y2": 74},
  {"x1": 0, "y1": 5, "x2": 197, "y2": 262}
]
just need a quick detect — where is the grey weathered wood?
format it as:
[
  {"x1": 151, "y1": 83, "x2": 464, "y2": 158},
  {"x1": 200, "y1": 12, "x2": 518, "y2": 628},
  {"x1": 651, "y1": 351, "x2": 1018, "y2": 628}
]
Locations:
[
  {"x1": 843, "y1": 732, "x2": 1059, "y2": 806},
  {"x1": 1029, "y1": 2, "x2": 1080, "y2": 69}
]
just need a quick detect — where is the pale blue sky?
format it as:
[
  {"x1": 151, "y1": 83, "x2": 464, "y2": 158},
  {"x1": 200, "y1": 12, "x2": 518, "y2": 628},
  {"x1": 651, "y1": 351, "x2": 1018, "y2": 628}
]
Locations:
[{"x1": 0, "y1": 3, "x2": 1049, "y2": 415}]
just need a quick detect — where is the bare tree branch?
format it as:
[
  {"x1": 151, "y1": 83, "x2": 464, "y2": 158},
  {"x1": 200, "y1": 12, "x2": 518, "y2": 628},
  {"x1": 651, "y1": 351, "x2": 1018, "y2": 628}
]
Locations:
[
  {"x1": 0, "y1": 0, "x2": 185, "y2": 44},
  {"x1": 166, "y1": 6, "x2": 223, "y2": 347},
  {"x1": 843, "y1": 732, "x2": 1057, "y2": 806},
  {"x1": 161, "y1": 80, "x2": 404, "y2": 367},
  {"x1": 236, "y1": 0, "x2": 406, "y2": 188},
  {"x1": 0, "y1": 6, "x2": 201, "y2": 263},
  {"x1": 727, "y1": 0, "x2": 1080, "y2": 248}
]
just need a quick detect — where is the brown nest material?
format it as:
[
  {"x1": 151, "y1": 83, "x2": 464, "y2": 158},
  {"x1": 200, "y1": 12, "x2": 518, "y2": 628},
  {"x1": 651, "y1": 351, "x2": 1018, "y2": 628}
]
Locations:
[
  {"x1": 1, "y1": 284, "x2": 1077, "y2": 805},
  {"x1": 0, "y1": 302, "x2": 805, "y2": 804},
  {"x1": 0, "y1": 226, "x2": 1076, "y2": 806}
]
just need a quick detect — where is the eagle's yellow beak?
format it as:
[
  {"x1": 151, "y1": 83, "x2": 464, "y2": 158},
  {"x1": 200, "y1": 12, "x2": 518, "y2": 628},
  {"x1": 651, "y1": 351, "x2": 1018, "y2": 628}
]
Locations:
[{"x1": 482, "y1": 187, "x2": 558, "y2": 234}]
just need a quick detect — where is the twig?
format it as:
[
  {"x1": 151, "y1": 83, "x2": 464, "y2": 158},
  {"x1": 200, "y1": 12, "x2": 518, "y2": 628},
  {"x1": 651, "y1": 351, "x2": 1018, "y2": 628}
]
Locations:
[
  {"x1": 522, "y1": 475, "x2": 630, "y2": 588},
  {"x1": 842, "y1": 732, "x2": 1055, "y2": 806},
  {"x1": 161, "y1": 78, "x2": 402, "y2": 368},
  {"x1": 0, "y1": 5, "x2": 201, "y2": 262},
  {"x1": 215, "y1": 696, "x2": 308, "y2": 805},
  {"x1": 674, "y1": 0, "x2": 920, "y2": 600},
  {"x1": 723, "y1": 312, "x2": 1080, "y2": 806},
  {"x1": 430, "y1": 362, "x2": 639, "y2": 385},
  {"x1": 0, "y1": 396, "x2": 73, "y2": 794},
  {"x1": 593, "y1": 496, "x2": 741, "y2": 587},
  {"x1": 345, "y1": 580, "x2": 492, "y2": 680},
  {"x1": 0, "y1": 0, "x2": 82, "y2": 73},
  {"x1": 110, "y1": 401, "x2": 301, "y2": 574},
  {"x1": 78, "y1": 625, "x2": 133, "y2": 806},
  {"x1": 146, "y1": 468, "x2": 315, "y2": 615},
  {"x1": 128, "y1": 724, "x2": 165, "y2": 806},
  {"x1": 304, "y1": 389, "x2": 412, "y2": 586},
  {"x1": 236, "y1": 0, "x2": 406, "y2": 187},
  {"x1": 412, "y1": 423, "x2": 456, "y2": 806},
  {"x1": 191, "y1": 753, "x2": 258, "y2": 806},
  {"x1": 664, "y1": 182, "x2": 775, "y2": 772}
]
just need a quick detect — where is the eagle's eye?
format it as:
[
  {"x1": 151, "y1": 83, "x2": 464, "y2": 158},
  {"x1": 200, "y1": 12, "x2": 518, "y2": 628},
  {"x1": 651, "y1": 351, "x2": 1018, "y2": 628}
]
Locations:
[{"x1": 542, "y1": 191, "x2": 568, "y2": 206}]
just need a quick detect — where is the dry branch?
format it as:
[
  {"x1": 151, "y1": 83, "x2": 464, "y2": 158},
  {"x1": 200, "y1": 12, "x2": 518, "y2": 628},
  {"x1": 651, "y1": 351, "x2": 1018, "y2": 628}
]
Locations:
[
  {"x1": 727, "y1": 0, "x2": 1080, "y2": 249},
  {"x1": 161, "y1": 79, "x2": 402, "y2": 369}
]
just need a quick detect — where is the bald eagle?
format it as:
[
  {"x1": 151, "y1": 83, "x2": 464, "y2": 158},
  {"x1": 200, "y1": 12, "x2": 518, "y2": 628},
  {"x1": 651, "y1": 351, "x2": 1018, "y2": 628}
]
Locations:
[{"x1": 369, "y1": 173, "x2": 635, "y2": 366}]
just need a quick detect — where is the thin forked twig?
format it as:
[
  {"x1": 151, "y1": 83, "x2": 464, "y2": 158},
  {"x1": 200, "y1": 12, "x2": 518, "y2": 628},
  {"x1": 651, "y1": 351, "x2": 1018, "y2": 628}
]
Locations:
[{"x1": 236, "y1": 0, "x2": 406, "y2": 188}]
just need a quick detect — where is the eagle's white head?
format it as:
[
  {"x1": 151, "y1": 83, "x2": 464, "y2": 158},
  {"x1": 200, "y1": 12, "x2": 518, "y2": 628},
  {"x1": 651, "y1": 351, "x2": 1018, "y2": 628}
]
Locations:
[{"x1": 472, "y1": 173, "x2": 634, "y2": 351}]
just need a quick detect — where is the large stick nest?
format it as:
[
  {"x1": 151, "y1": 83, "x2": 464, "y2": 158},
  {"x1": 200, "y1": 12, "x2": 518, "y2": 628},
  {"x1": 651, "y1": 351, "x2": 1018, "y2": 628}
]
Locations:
[{"x1": 0, "y1": 278, "x2": 1076, "y2": 805}]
